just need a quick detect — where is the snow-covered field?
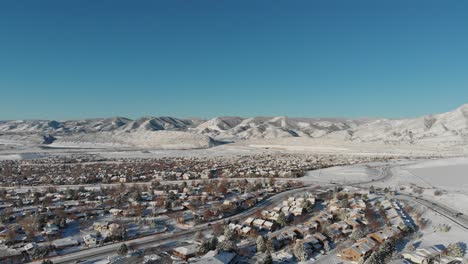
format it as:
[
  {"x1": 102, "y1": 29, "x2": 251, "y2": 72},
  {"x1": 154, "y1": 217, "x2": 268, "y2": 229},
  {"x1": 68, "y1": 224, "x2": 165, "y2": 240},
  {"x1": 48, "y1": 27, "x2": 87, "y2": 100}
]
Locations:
[
  {"x1": 0, "y1": 154, "x2": 22, "y2": 160},
  {"x1": 0, "y1": 139, "x2": 23, "y2": 146},
  {"x1": 418, "y1": 210, "x2": 468, "y2": 247},
  {"x1": 307, "y1": 157, "x2": 468, "y2": 214},
  {"x1": 303, "y1": 164, "x2": 380, "y2": 183},
  {"x1": 0, "y1": 144, "x2": 271, "y2": 161},
  {"x1": 97, "y1": 145, "x2": 267, "y2": 159},
  {"x1": 242, "y1": 137, "x2": 467, "y2": 157},
  {"x1": 390, "y1": 158, "x2": 468, "y2": 214},
  {"x1": 307, "y1": 158, "x2": 468, "y2": 249},
  {"x1": 405, "y1": 158, "x2": 468, "y2": 190}
]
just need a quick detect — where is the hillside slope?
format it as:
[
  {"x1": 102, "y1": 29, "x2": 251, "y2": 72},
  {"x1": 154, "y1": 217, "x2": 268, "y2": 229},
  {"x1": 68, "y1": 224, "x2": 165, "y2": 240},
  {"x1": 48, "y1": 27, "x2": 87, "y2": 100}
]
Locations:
[{"x1": 1, "y1": 104, "x2": 468, "y2": 149}]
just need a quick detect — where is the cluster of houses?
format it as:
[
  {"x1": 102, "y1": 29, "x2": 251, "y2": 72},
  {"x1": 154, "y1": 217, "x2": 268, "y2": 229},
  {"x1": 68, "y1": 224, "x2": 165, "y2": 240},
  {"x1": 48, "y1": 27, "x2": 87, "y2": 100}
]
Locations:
[
  {"x1": 340, "y1": 199, "x2": 414, "y2": 262},
  {"x1": 380, "y1": 199, "x2": 413, "y2": 231},
  {"x1": 168, "y1": 191, "x2": 373, "y2": 263},
  {"x1": 216, "y1": 154, "x2": 387, "y2": 179},
  {"x1": 341, "y1": 226, "x2": 402, "y2": 262},
  {"x1": 271, "y1": 214, "x2": 332, "y2": 253},
  {"x1": 246, "y1": 192, "x2": 379, "y2": 262},
  {"x1": 0, "y1": 153, "x2": 390, "y2": 187},
  {"x1": 241, "y1": 194, "x2": 317, "y2": 234},
  {"x1": 0, "y1": 171, "x2": 303, "y2": 263},
  {"x1": 267, "y1": 195, "x2": 371, "y2": 261},
  {"x1": 0, "y1": 155, "x2": 223, "y2": 186},
  {"x1": 243, "y1": 217, "x2": 276, "y2": 233}
]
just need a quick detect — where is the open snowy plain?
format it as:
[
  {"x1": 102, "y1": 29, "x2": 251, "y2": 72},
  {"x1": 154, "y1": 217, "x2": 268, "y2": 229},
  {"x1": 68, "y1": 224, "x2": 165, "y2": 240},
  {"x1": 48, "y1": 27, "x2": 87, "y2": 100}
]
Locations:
[{"x1": 306, "y1": 157, "x2": 468, "y2": 213}]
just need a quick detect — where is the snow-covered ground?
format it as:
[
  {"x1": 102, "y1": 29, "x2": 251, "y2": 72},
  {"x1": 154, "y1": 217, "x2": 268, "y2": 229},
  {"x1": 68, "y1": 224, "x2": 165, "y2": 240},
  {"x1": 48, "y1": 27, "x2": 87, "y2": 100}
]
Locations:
[
  {"x1": 0, "y1": 143, "x2": 269, "y2": 160},
  {"x1": 242, "y1": 137, "x2": 466, "y2": 157},
  {"x1": 0, "y1": 153, "x2": 48, "y2": 160},
  {"x1": 307, "y1": 157, "x2": 468, "y2": 214},
  {"x1": 96, "y1": 145, "x2": 267, "y2": 159},
  {"x1": 389, "y1": 159, "x2": 468, "y2": 214},
  {"x1": 303, "y1": 164, "x2": 380, "y2": 183},
  {"x1": 5, "y1": 104, "x2": 468, "y2": 154},
  {"x1": 417, "y1": 209, "x2": 468, "y2": 248},
  {"x1": 405, "y1": 158, "x2": 468, "y2": 190},
  {"x1": 307, "y1": 159, "x2": 468, "y2": 252},
  {"x1": 0, "y1": 138, "x2": 24, "y2": 146},
  {"x1": 0, "y1": 154, "x2": 22, "y2": 160}
]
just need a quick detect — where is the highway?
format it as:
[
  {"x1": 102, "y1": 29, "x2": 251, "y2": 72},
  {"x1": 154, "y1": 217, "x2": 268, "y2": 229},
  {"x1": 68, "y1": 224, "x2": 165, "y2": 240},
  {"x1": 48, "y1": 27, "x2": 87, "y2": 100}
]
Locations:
[{"x1": 392, "y1": 193, "x2": 468, "y2": 230}]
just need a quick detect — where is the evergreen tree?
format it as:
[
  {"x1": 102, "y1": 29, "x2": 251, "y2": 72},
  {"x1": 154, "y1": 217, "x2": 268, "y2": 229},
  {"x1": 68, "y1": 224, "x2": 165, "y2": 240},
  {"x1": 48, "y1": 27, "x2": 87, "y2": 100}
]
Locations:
[
  {"x1": 379, "y1": 240, "x2": 396, "y2": 261},
  {"x1": 117, "y1": 243, "x2": 128, "y2": 256},
  {"x1": 293, "y1": 240, "x2": 307, "y2": 262},
  {"x1": 276, "y1": 212, "x2": 288, "y2": 227},
  {"x1": 217, "y1": 239, "x2": 237, "y2": 252},
  {"x1": 364, "y1": 240, "x2": 395, "y2": 264},
  {"x1": 350, "y1": 227, "x2": 367, "y2": 241},
  {"x1": 198, "y1": 236, "x2": 218, "y2": 254},
  {"x1": 265, "y1": 236, "x2": 274, "y2": 252},
  {"x1": 262, "y1": 252, "x2": 273, "y2": 264},
  {"x1": 198, "y1": 240, "x2": 211, "y2": 254},
  {"x1": 256, "y1": 236, "x2": 266, "y2": 253},
  {"x1": 32, "y1": 246, "x2": 53, "y2": 260},
  {"x1": 364, "y1": 251, "x2": 382, "y2": 264},
  {"x1": 224, "y1": 225, "x2": 234, "y2": 240},
  {"x1": 120, "y1": 227, "x2": 127, "y2": 240},
  {"x1": 301, "y1": 198, "x2": 314, "y2": 213},
  {"x1": 209, "y1": 236, "x2": 218, "y2": 249}
]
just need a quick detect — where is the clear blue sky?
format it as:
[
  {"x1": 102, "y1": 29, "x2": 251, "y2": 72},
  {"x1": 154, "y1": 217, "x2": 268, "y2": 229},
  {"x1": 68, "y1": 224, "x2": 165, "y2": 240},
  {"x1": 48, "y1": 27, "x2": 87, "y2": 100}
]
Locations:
[{"x1": 1, "y1": 0, "x2": 467, "y2": 120}]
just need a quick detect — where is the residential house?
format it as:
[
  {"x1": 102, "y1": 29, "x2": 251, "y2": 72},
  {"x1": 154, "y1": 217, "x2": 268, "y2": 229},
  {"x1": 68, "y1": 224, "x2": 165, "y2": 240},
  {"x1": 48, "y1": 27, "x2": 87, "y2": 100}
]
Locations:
[
  {"x1": 402, "y1": 246, "x2": 443, "y2": 264},
  {"x1": 192, "y1": 250, "x2": 238, "y2": 264},
  {"x1": 243, "y1": 217, "x2": 255, "y2": 226},
  {"x1": 52, "y1": 238, "x2": 79, "y2": 249},
  {"x1": 173, "y1": 244, "x2": 199, "y2": 261},
  {"x1": 83, "y1": 234, "x2": 97, "y2": 247},
  {"x1": 0, "y1": 247, "x2": 23, "y2": 263},
  {"x1": 367, "y1": 227, "x2": 400, "y2": 244},
  {"x1": 341, "y1": 237, "x2": 377, "y2": 262}
]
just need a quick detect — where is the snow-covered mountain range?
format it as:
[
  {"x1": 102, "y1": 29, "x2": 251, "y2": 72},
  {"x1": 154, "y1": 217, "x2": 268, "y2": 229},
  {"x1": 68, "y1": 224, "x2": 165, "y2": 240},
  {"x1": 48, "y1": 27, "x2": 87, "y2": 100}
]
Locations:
[{"x1": 2, "y1": 104, "x2": 468, "y2": 149}]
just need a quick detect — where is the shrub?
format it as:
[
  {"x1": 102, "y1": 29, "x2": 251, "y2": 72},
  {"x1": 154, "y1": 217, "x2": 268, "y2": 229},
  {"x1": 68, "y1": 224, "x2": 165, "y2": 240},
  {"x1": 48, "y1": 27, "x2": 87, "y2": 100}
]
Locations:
[{"x1": 446, "y1": 242, "x2": 465, "y2": 257}]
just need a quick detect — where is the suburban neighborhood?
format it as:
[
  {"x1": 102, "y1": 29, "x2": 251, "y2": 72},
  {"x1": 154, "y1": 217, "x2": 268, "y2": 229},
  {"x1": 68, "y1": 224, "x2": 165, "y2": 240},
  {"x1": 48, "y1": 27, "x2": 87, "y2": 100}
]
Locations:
[{"x1": 0, "y1": 153, "x2": 465, "y2": 264}]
